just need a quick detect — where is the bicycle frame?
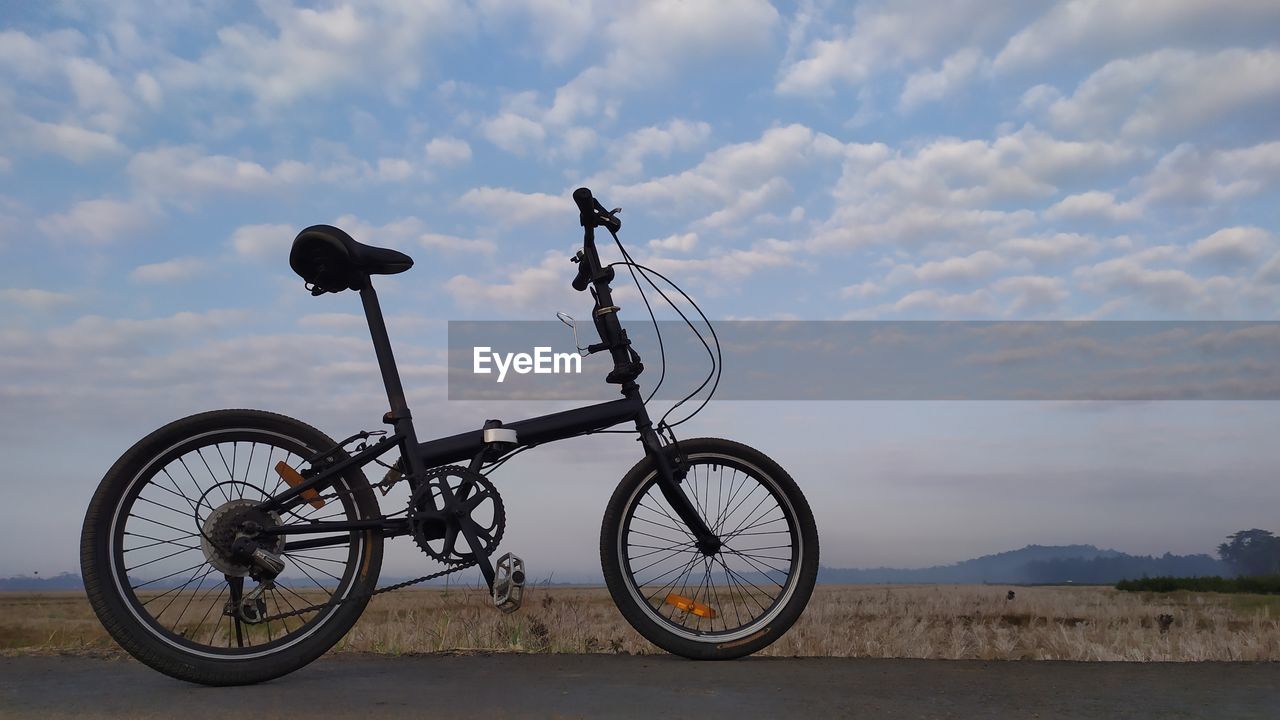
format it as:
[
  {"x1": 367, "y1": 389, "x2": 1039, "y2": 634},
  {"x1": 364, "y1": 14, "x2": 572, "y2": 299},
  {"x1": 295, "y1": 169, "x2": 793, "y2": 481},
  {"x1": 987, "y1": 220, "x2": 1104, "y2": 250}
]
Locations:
[{"x1": 255, "y1": 277, "x2": 718, "y2": 589}]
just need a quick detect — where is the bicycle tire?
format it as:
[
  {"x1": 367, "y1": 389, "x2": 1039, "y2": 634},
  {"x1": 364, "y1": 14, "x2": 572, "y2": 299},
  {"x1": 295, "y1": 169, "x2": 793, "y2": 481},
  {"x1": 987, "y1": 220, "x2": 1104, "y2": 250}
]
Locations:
[
  {"x1": 600, "y1": 437, "x2": 818, "y2": 659},
  {"x1": 80, "y1": 409, "x2": 383, "y2": 685}
]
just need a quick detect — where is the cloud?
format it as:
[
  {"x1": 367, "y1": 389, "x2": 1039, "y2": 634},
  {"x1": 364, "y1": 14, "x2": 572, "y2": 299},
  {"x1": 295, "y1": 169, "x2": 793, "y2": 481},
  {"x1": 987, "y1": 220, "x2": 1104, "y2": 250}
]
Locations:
[
  {"x1": 641, "y1": 241, "x2": 800, "y2": 283},
  {"x1": 375, "y1": 157, "x2": 413, "y2": 182},
  {"x1": 475, "y1": 0, "x2": 597, "y2": 65},
  {"x1": 899, "y1": 47, "x2": 984, "y2": 112},
  {"x1": 128, "y1": 146, "x2": 304, "y2": 197},
  {"x1": 810, "y1": 205, "x2": 1035, "y2": 253},
  {"x1": 296, "y1": 313, "x2": 367, "y2": 331},
  {"x1": 456, "y1": 187, "x2": 564, "y2": 226},
  {"x1": 419, "y1": 233, "x2": 496, "y2": 255},
  {"x1": 886, "y1": 250, "x2": 1019, "y2": 285},
  {"x1": 327, "y1": 214, "x2": 498, "y2": 256},
  {"x1": 991, "y1": 275, "x2": 1069, "y2": 315},
  {"x1": 126, "y1": 145, "x2": 407, "y2": 202},
  {"x1": 693, "y1": 177, "x2": 792, "y2": 231},
  {"x1": 777, "y1": 0, "x2": 1027, "y2": 96},
  {"x1": 161, "y1": 1, "x2": 473, "y2": 110},
  {"x1": 835, "y1": 126, "x2": 1135, "y2": 213},
  {"x1": 1074, "y1": 254, "x2": 1237, "y2": 311},
  {"x1": 1044, "y1": 191, "x2": 1142, "y2": 222},
  {"x1": 38, "y1": 197, "x2": 155, "y2": 243},
  {"x1": 994, "y1": 0, "x2": 1280, "y2": 71},
  {"x1": 648, "y1": 233, "x2": 698, "y2": 253},
  {"x1": 545, "y1": 0, "x2": 779, "y2": 125},
  {"x1": 1017, "y1": 84, "x2": 1062, "y2": 114},
  {"x1": 1259, "y1": 253, "x2": 1280, "y2": 285},
  {"x1": 481, "y1": 112, "x2": 547, "y2": 155},
  {"x1": 134, "y1": 72, "x2": 162, "y2": 109},
  {"x1": 999, "y1": 233, "x2": 1102, "y2": 264},
  {"x1": 810, "y1": 126, "x2": 1132, "y2": 252},
  {"x1": 423, "y1": 136, "x2": 472, "y2": 166},
  {"x1": 587, "y1": 119, "x2": 712, "y2": 184},
  {"x1": 444, "y1": 252, "x2": 580, "y2": 313},
  {"x1": 43, "y1": 309, "x2": 248, "y2": 354},
  {"x1": 882, "y1": 288, "x2": 994, "y2": 318},
  {"x1": 0, "y1": 288, "x2": 75, "y2": 311},
  {"x1": 19, "y1": 118, "x2": 125, "y2": 162},
  {"x1": 612, "y1": 124, "x2": 839, "y2": 218},
  {"x1": 1045, "y1": 48, "x2": 1280, "y2": 139},
  {"x1": 129, "y1": 257, "x2": 208, "y2": 283},
  {"x1": 0, "y1": 28, "x2": 85, "y2": 82},
  {"x1": 229, "y1": 223, "x2": 296, "y2": 262},
  {"x1": 1137, "y1": 141, "x2": 1280, "y2": 207},
  {"x1": 64, "y1": 56, "x2": 133, "y2": 133},
  {"x1": 1188, "y1": 227, "x2": 1272, "y2": 268}
]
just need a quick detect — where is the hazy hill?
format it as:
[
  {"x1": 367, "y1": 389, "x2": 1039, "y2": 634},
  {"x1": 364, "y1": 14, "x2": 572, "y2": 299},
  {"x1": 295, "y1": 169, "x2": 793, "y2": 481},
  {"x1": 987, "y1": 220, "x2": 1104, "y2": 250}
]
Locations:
[
  {"x1": 817, "y1": 544, "x2": 1227, "y2": 584},
  {"x1": 0, "y1": 572, "x2": 85, "y2": 591}
]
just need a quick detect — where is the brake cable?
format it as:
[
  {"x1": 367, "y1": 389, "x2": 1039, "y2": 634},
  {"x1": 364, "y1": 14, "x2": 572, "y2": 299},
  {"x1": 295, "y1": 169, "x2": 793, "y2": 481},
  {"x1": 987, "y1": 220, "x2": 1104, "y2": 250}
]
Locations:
[{"x1": 605, "y1": 235, "x2": 722, "y2": 429}]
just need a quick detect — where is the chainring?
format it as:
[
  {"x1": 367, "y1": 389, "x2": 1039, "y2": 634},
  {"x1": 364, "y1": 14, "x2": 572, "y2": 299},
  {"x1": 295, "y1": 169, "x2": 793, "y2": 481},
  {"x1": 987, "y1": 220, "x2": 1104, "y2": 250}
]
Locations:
[{"x1": 408, "y1": 465, "x2": 505, "y2": 564}]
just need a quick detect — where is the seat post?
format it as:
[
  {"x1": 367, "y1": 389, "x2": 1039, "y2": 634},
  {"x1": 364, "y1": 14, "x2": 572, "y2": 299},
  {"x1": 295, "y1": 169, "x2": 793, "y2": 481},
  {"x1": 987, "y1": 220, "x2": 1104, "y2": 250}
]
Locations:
[{"x1": 358, "y1": 277, "x2": 411, "y2": 424}]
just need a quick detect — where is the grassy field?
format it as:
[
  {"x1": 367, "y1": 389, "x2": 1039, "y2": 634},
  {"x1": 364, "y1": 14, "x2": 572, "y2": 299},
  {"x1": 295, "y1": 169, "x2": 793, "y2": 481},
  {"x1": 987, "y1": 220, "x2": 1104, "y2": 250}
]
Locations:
[{"x1": 4, "y1": 584, "x2": 1279, "y2": 661}]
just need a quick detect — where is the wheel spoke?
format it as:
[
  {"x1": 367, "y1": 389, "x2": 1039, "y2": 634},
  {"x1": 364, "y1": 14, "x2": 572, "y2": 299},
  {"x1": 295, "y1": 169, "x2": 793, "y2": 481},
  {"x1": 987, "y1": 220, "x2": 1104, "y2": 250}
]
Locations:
[
  {"x1": 620, "y1": 453, "x2": 806, "y2": 640},
  {"x1": 637, "y1": 500, "x2": 699, "y2": 544},
  {"x1": 102, "y1": 424, "x2": 372, "y2": 661},
  {"x1": 168, "y1": 565, "x2": 217, "y2": 632}
]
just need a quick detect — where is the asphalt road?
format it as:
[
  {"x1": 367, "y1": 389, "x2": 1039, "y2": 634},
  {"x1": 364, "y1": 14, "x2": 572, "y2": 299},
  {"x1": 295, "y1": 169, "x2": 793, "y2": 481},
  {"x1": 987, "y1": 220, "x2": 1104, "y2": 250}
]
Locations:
[{"x1": 2, "y1": 653, "x2": 1277, "y2": 719}]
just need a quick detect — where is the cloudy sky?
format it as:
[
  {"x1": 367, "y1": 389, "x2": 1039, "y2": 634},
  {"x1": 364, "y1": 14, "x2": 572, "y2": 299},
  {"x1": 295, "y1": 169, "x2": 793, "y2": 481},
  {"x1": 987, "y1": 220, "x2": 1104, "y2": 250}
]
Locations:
[{"x1": 2, "y1": 1, "x2": 1279, "y2": 579}]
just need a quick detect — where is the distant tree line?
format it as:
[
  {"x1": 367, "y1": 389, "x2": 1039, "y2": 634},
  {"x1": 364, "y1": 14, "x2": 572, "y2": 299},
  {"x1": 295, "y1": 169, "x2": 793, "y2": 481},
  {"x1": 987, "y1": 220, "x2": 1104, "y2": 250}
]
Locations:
[
  {"x1": 1114, "y1": 529, "x2": 1280, "y2": 594},
  {"x1": 1024, "y1": 552, "x2": 1224, "y2": 584},
  {"x1": 1116, "y1": 575, "x2": 1280, "y2": 594}
]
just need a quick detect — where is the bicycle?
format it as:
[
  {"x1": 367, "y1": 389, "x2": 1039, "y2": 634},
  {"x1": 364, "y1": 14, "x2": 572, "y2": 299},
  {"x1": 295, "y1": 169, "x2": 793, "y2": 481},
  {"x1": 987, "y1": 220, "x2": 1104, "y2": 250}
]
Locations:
[{"x1": 80, "y1": 188, "x2": 819, "y2": 685}]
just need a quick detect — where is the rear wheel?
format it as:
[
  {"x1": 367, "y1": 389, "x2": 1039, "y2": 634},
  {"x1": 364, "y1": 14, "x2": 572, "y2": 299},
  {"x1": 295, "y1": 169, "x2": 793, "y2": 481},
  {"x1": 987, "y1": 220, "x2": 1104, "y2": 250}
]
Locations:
[
  {"x1": 80, "y1": 409, "x2": 383, "y2": 685},
  {"x1": 600, "y1": 437, "x2": 818, "y2": 659}
]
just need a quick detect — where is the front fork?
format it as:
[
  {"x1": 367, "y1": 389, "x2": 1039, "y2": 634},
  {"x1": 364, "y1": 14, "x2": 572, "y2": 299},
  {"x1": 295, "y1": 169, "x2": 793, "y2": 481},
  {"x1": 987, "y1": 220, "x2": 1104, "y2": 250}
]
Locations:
[{"x1": 640, "y1": 428, "x2": 721, "y2": 555}]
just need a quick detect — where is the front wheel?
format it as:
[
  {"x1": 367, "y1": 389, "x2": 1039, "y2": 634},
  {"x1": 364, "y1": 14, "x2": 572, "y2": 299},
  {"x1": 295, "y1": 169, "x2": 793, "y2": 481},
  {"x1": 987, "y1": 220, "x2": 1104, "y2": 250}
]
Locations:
[{"x1": 600, "y1": 437, "x2": 818, "y2": 659}]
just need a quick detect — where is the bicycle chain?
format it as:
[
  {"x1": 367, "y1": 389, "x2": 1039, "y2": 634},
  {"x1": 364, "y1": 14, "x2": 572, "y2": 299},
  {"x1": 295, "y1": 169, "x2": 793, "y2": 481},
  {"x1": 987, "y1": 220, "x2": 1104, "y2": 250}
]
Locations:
[
  {"x1": 256, "y1": 559, "x2": 477, "y2": 623},
  {"x1": 252, "y1": 482, "x2": 479, "y2": 623}
]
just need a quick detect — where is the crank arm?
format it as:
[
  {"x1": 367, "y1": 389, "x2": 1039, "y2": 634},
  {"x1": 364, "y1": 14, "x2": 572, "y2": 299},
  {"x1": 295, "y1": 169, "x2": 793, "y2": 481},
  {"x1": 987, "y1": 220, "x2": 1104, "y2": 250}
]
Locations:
[{"x1": 456, "y1": 516, "x2": 496, "y2": 589}]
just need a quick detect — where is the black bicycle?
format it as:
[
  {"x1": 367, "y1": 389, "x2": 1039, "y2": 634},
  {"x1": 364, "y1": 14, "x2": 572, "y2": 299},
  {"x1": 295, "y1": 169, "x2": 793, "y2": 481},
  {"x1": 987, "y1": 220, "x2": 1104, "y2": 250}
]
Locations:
[{"x1": 80, "y1": 188, "x2": 819, "y2": 685}]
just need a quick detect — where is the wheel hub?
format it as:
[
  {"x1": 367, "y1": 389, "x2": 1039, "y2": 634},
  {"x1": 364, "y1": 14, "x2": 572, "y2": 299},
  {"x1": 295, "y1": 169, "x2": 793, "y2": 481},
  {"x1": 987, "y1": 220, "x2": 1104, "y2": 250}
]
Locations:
[{"x1": 200, "y1": 499, "x2": 284, "y2": 576}]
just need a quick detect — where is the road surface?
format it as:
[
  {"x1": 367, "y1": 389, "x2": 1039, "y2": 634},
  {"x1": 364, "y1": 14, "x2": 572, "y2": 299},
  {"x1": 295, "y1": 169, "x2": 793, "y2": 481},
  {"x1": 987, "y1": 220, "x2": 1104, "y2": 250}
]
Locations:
[{"x1": 2, "y1": 653, "x2": 1277, "y2": 719}]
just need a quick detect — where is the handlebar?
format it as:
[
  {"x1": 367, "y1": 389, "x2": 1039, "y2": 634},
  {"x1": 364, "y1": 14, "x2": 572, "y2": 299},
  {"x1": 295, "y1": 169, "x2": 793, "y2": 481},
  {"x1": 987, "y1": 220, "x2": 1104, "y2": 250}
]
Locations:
[
  {"x1": 572, "y1": 187, "x2": 621, "y2": 233},
  {"x1": 572, "y1": 187, "x2": 595, "y2": 218},
  {"x1": 568, "y1": 187, "x2": 643, "y2": 386}
]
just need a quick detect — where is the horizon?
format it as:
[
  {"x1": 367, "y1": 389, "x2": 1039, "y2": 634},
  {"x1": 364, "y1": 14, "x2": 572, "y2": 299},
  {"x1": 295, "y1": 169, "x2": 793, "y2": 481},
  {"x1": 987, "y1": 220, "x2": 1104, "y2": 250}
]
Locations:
[
  {"x1": 2, "y1": 2, "x2": 1280, "y2": 579},
  {"x1": 0, "y1": 539, "x2": 1236, "y2": 586}
]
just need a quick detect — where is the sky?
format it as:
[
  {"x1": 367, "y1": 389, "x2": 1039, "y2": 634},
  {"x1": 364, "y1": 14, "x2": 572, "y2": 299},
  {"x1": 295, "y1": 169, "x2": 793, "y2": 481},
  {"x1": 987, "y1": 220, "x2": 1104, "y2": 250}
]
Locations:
[{"x1": 1, "y1": 0, "x2": 1279, "y2": 580}]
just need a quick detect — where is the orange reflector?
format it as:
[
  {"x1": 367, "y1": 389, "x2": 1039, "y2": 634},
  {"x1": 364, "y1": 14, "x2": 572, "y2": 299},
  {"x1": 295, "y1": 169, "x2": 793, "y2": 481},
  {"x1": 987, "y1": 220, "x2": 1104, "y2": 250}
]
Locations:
[
  {"x1": 665, "y1": 593, "x2": 717, "y2": 619},
  {"x1": 275, "y1": 461, "x2": 326, "y2": 509}
]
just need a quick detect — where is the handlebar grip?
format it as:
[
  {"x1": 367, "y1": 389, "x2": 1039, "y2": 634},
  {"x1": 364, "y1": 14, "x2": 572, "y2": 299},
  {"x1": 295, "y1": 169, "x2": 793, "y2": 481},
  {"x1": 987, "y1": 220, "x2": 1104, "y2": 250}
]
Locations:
[
  {"x1": 573, "y1": 187, "x2": 621, "y2": 233},
  {"x1": 573, "y1": 187, "x2": 595, "y2": 220}
]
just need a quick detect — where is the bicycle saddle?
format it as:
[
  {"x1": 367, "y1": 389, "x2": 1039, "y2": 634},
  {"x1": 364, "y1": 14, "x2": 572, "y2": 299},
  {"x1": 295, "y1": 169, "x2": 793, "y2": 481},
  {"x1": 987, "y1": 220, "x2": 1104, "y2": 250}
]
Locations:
[{"x1": 289, "y1": 224, "x2": 414, "y2": 293}]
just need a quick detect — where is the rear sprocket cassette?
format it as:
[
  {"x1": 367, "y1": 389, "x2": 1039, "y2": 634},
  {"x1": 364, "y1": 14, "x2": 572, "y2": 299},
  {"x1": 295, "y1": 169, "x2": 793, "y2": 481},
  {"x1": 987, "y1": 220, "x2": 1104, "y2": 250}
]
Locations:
[{"x1": 408, "y1": 465, "x2": 505, "y2": 564}]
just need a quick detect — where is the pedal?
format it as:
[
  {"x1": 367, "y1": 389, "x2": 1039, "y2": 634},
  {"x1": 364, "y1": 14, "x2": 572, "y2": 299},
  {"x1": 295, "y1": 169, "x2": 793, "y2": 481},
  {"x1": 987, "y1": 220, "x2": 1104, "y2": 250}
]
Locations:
[{"x1": 492, "y1": 552, "x2": 526, "y2": 614}]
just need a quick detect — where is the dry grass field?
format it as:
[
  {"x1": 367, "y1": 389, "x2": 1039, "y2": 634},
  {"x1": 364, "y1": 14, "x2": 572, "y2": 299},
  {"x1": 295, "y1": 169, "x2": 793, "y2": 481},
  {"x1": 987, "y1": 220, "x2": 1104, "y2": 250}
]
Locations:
[{"x1": 4, "y1": 584, "x2": 1278, "y2": 661}]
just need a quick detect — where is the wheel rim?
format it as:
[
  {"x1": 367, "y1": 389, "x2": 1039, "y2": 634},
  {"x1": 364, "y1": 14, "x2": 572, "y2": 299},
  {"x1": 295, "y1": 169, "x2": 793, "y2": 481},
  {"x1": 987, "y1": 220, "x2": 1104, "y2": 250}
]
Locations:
[
  {"x1": 616, "y1": 452, "x2": 803, "y2": 643},
  {"x1": 106, "y1": 427, "x2": 370, "y2": 659}
]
